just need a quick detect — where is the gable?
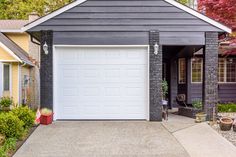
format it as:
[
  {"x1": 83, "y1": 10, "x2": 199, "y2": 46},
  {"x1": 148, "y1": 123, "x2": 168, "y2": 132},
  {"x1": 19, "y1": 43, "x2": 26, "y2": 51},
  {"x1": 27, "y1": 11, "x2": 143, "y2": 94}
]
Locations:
[
  {"x1": 0, "y1": 46, "x2": 18, "y2": 61},
  {"x1": 24, "y1": 0, "x2": 231, "y2": 33}
]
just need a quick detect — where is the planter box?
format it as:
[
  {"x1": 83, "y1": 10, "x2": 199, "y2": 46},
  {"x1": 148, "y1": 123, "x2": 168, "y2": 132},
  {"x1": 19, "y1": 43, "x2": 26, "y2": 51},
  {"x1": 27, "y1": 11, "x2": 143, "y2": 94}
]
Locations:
[
  {"x1": 218, "y1": 112, "x2": 236, "y2": 119},
  {"x1": 178, "y1": 107, "x2": 202, "y2": 118},
  {"x1": 40, "y1": 114, "x2": 53, "y2": 125}
]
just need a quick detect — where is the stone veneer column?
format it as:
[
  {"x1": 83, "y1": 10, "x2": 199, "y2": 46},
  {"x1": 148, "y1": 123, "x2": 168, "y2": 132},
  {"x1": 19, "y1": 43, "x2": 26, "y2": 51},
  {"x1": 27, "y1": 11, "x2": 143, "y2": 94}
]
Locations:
[
  {"x1": 149, "y1": 30, "x2": 162, "y2": 121},
  {"x1": 203, "y1": 32, "x2": 218, "y2": 120},
  {"x1": 40, "y1": 31, "x2": 53, "y2": 109}
]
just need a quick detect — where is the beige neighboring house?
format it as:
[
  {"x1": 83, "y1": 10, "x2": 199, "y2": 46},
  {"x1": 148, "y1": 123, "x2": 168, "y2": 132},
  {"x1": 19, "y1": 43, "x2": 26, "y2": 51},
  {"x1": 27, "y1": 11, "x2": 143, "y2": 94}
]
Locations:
[{"x1": 0, "y1": 14, "x2": 40, "y2": 108}]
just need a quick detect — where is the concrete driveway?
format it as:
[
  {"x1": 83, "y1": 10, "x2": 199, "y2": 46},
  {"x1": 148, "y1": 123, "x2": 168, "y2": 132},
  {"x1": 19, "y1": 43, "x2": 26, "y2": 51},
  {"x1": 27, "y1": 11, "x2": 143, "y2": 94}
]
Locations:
[{"x1": 14, "y1": 121, "x2": 189, "y2": 157}]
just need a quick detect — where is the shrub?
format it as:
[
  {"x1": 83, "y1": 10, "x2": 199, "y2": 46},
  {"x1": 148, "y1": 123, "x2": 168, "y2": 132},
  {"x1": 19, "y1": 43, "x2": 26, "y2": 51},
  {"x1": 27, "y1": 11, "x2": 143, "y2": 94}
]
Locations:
[
  {"x1": 0, "y1": 138, "x2": 17, "y2": 157},
  {"x1": 218, "y1": 103, "x2": 236, "y2": 113},
  {"x1": 192, "y1": 99, "x2": 202, "y2": 110},
  {"x1": 0, "y1": 113, "x2": 24, "y2": 138},
  {"x1": 11, "y1": 106, "x2": 35, "y2": 129},
  {"x1": 0, "y1": 97, "x2": 13, "y2": 108}
]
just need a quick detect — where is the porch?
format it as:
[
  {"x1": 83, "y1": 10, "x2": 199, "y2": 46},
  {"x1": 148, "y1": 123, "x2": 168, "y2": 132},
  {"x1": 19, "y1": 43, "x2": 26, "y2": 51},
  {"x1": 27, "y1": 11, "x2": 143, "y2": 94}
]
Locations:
[{"x1": 161, "y1": 42, "x2": 218, "y2": 120}]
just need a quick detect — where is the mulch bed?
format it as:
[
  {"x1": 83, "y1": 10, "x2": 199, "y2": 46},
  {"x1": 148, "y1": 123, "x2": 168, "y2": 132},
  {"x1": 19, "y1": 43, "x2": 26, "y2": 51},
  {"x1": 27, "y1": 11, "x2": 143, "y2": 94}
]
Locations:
[{"x1": 9, "y1": 125, "x2": 39, "y2": 157}]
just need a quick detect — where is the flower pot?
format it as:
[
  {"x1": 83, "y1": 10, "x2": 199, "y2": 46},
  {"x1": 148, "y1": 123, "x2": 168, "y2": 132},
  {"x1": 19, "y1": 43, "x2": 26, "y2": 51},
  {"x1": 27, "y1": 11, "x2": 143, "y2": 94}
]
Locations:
[
  {"x1": 40, "y1": 114, "x2": 53, "y2": 125},
  {"x1": 219, "y1": 117, "x2": 233, "y2": 131},
  {"x1": 195, "y1": 113, "x2": 207, "y2": 123}
]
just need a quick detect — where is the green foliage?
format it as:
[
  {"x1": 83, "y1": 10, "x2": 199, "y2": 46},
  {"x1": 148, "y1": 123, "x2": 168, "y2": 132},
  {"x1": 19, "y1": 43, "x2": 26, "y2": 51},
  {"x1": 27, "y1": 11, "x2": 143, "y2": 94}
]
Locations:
[
  {"x1": 0, "y1": 97, "x2": 13, "y2": 108},
  {"x1": 41, "y1": 108, "x2": 52, "y2": 116},
  {"x1": 0, "y1": 0, "x2": 74, "y2": 19},
  {"x1": 0, "y1": 138, "x2": 17, "y2": 157},
  {"x1": 192, "y1": 99, "x2": 202, "y2": 109},
  {"x1": 177, "y1": 0, "x2": 189, "y2": 5},
  {"x1": 218, "y1": 103, "x2": 236, "y2": 113},
  {"x1": 162, "y1": 80, "x2": 168, "y2": 100},
  {"x1": 0, "y1": 113, "x2": 24, "y2": 138},
  {"x1": 11, "y1": 106, "x2": 35, "y2": 129}
]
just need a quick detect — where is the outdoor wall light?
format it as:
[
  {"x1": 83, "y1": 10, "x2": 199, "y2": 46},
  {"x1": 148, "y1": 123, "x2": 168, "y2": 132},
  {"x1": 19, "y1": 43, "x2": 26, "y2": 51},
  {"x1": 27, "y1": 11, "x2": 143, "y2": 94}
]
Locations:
[
  {"x1": 154, "y1": 42, "x2": 159, "y2": 55},
  {"x1": 43, "y1": 42, "x2": 49, "y2": 55}
]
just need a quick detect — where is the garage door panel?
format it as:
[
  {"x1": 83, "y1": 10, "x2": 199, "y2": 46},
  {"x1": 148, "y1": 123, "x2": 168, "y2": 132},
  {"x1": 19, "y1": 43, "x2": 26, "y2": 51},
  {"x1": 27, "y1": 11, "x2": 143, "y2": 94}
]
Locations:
[{"x1": 55, "y1": 46, "x2": 148, "y2": 119}]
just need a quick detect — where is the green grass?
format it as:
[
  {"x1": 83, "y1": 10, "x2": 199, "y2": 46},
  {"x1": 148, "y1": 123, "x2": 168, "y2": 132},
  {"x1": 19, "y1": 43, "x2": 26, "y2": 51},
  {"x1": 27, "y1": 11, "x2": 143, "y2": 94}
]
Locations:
[{"x1": 218, "y1": 103, "x2": 236, "y2": 113}]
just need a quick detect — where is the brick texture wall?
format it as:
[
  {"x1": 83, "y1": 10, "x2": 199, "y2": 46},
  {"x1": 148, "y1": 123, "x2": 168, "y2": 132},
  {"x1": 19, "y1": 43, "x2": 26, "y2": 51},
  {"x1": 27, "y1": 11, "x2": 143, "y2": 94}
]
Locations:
[
  {"x1": 149, "y1": 31, "x2": 163, "y2": 121},
  {"x1": 40, "y1": 31, "x2": 53, "y2": 109},
  {"x1": 203, "y1": 32, "x2": 218, "y2": 120}
]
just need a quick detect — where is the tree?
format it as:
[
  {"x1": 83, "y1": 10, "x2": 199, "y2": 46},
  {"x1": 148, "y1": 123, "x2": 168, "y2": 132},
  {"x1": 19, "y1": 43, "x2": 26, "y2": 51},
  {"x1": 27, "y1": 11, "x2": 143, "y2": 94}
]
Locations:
[
  {"x1": 0, "y1": 0, "x2": 74, "y2": 19},
  {"x1": 198, "y1": 0, "x2": 236, "y2": 31},
  {"x1": 198, "y1": 0, "x2": 236, "y2": 54}
]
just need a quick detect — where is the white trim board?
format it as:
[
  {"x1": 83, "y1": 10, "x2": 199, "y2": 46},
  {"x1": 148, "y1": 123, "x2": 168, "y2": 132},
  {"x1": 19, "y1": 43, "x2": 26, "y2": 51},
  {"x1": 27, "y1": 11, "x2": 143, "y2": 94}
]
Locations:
[{"x1": 22, "y1": 0, "x2": 231, "y2": 33}]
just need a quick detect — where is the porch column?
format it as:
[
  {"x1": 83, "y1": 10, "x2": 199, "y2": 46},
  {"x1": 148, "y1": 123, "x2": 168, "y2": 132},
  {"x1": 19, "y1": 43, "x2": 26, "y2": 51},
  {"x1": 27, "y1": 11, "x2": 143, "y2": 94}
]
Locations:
[
  {"x1": 203, "y1": 32, "x2": 218, "y2": 120},
  {"x1": 40, "y1": 30, "x2": 53, "y2": 109},
  {"x1": 149, "y1": 30, "x2": 162, "y2": 121}
]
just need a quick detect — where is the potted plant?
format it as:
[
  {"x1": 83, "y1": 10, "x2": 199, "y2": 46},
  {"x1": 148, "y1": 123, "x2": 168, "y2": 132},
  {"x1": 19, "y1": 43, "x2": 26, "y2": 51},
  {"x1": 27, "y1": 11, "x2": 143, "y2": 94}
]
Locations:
[
  {"x1": 40, "y1": 108, "x2": 53, "y2": 125},
  {"x1": 219, "y1": 117, "x2": 233, "y2": 131},
  {"x1": 0, "y1": 97, "x2": 13, "y2": 111},
  {"x1": 192, "y1": 100, "x2": 207, "y2": 123},
  {"x1": 162, "y1": 80, "x2": 168, "y2": 105}
]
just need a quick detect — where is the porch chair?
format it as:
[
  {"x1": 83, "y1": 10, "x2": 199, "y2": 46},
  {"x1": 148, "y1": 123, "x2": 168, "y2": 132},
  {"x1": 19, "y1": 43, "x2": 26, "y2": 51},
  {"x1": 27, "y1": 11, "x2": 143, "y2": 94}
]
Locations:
[{"x1": 176, "y1": 94, "x2": 188, "y2": 108}]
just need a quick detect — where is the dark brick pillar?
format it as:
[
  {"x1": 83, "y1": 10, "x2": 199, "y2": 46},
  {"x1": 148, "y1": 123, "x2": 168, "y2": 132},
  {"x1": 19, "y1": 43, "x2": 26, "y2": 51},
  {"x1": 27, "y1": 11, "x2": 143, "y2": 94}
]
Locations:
[
  {"x1": 203, "y1": 32, "x2": 218, "y2": 120},
  {"x1": 40, "y1": 31, "x2": 53, "y2": 109},
  {"x1": 149, "y1": 30, "x2": 162, "y2": 121}
]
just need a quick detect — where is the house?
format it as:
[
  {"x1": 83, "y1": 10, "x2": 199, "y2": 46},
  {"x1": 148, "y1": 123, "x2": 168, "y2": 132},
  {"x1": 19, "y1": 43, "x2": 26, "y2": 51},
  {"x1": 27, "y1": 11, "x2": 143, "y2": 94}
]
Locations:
[
  {"x1": 0, "y1": 14, "x2": 40, "y2": 108},
  {"x1": 22, "y1": 0, "x2": 232, "y2": 121}
]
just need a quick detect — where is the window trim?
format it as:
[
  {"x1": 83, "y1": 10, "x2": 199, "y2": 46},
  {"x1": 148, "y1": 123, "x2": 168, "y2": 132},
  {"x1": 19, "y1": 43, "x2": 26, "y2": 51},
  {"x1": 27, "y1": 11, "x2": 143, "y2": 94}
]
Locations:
[
  {"x1": 191, "y1": 58, "x2": 203, "y2": 84},
  {"x1": 178, "y1": 58, "x2": 186, "y2": 84},
  {"x1": 2, "y1": 63, "x2": 12, "y2": 95},
  {"x1": 219, "y1": 58, "x2": 236, "y2": 84}
]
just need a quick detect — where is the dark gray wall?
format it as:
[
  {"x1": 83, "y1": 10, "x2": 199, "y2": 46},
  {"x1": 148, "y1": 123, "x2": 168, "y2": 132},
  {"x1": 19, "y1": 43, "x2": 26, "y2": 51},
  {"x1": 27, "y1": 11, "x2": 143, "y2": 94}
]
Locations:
[
  {"x1": 29, "y1": 0, "x2": 223, "y2": 45},
  {"x1": 149, "y1": 31, "x2": 162, "y2": 121},
  {"x1": 185, "y1": 59, "x2": 236, "y2": 104},
  {"x1": 40, "y1": 31, "x2": 53, "y2": 109}
]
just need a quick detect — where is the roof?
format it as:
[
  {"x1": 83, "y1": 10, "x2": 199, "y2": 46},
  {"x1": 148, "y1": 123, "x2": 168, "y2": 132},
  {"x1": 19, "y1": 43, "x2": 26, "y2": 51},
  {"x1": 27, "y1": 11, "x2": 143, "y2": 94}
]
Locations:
[
  {"x1": 0, "y1": 32, "x2": 33, "y2": 66},
  {"x1": 0, "y1": 20, "x2": 28, "y2": 32},
  {"x1": 22, "y1": 0, "x2": 232, "y2": 33}
]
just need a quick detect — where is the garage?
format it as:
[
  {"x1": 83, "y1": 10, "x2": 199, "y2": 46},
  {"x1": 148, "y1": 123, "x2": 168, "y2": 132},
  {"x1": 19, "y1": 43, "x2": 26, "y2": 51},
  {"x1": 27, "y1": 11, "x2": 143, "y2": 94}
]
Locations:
[{"x1": 54, "y1": 46, "x2": 149, "y2": 120}]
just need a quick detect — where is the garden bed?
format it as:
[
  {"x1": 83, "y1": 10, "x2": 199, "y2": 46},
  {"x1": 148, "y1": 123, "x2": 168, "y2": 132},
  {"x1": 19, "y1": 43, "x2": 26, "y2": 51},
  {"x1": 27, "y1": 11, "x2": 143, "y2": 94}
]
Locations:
[
  {"x1": 211, "y1": 124, "x2": 236, "y2": 147},
  {"x1": 178, "y1": 107, "x2": 202, "y2": 118},
  {"x1": 9, "y1": 125, "x2": 38, "y2": 157}
]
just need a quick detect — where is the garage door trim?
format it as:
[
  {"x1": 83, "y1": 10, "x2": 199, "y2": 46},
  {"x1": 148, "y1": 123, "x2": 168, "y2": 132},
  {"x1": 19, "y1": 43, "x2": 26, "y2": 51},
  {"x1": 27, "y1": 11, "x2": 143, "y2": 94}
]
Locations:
[{"x1": 53, "y1": 45, "x2": 150, "y2": 120}]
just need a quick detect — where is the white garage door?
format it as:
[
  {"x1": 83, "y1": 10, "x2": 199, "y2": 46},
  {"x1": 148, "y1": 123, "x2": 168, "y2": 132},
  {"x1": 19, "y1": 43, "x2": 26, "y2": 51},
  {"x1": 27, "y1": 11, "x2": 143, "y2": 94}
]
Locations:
[{"x1": 54, "y1": 46, "x2": 148, "y2": 120}]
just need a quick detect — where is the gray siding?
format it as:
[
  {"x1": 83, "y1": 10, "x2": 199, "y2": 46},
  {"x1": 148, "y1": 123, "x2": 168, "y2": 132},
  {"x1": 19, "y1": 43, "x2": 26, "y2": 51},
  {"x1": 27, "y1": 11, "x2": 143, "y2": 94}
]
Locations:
[
  {"x1": 53, "y1": 31, "x2": 205, "y2": 45},
  {"x1": 29, "y1": 0, "x2": 222, "y2": 45}
]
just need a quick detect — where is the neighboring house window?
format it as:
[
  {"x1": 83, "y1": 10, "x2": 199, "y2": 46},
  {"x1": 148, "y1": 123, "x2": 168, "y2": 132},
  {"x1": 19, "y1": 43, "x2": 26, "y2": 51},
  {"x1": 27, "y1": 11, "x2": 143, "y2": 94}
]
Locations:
[
  {"x1": 178, "y1": 58, "x2": 186, "y2": 84},
  {"x1": 3, "y1": 64, "x2": 10, "y2": 91},
  {"x1": 191, "y1": 58, "x2": 202, "y2": 83}
]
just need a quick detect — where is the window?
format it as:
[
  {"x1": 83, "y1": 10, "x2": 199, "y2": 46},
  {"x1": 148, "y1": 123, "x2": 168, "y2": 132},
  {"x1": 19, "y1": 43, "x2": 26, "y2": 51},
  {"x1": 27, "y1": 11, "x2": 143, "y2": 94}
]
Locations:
[
  {"x1": 178, "y1": 58, "x2": 186, "y2": 84},
  {"x1": 218, "y1": 58, "x2": 225, "y2": 82},
  {"x1": 191, "y1": 58, "x2": 202, "y2": 83},
  {"x1": 3, "y1": 64, "x2": 10, "y2": 91},
  {"x1": 226, "y1": 58, "x2": 236, "y2": 82},
  {"x1": 217, "y1": 58, "x2": 236, "y2": 83}
]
